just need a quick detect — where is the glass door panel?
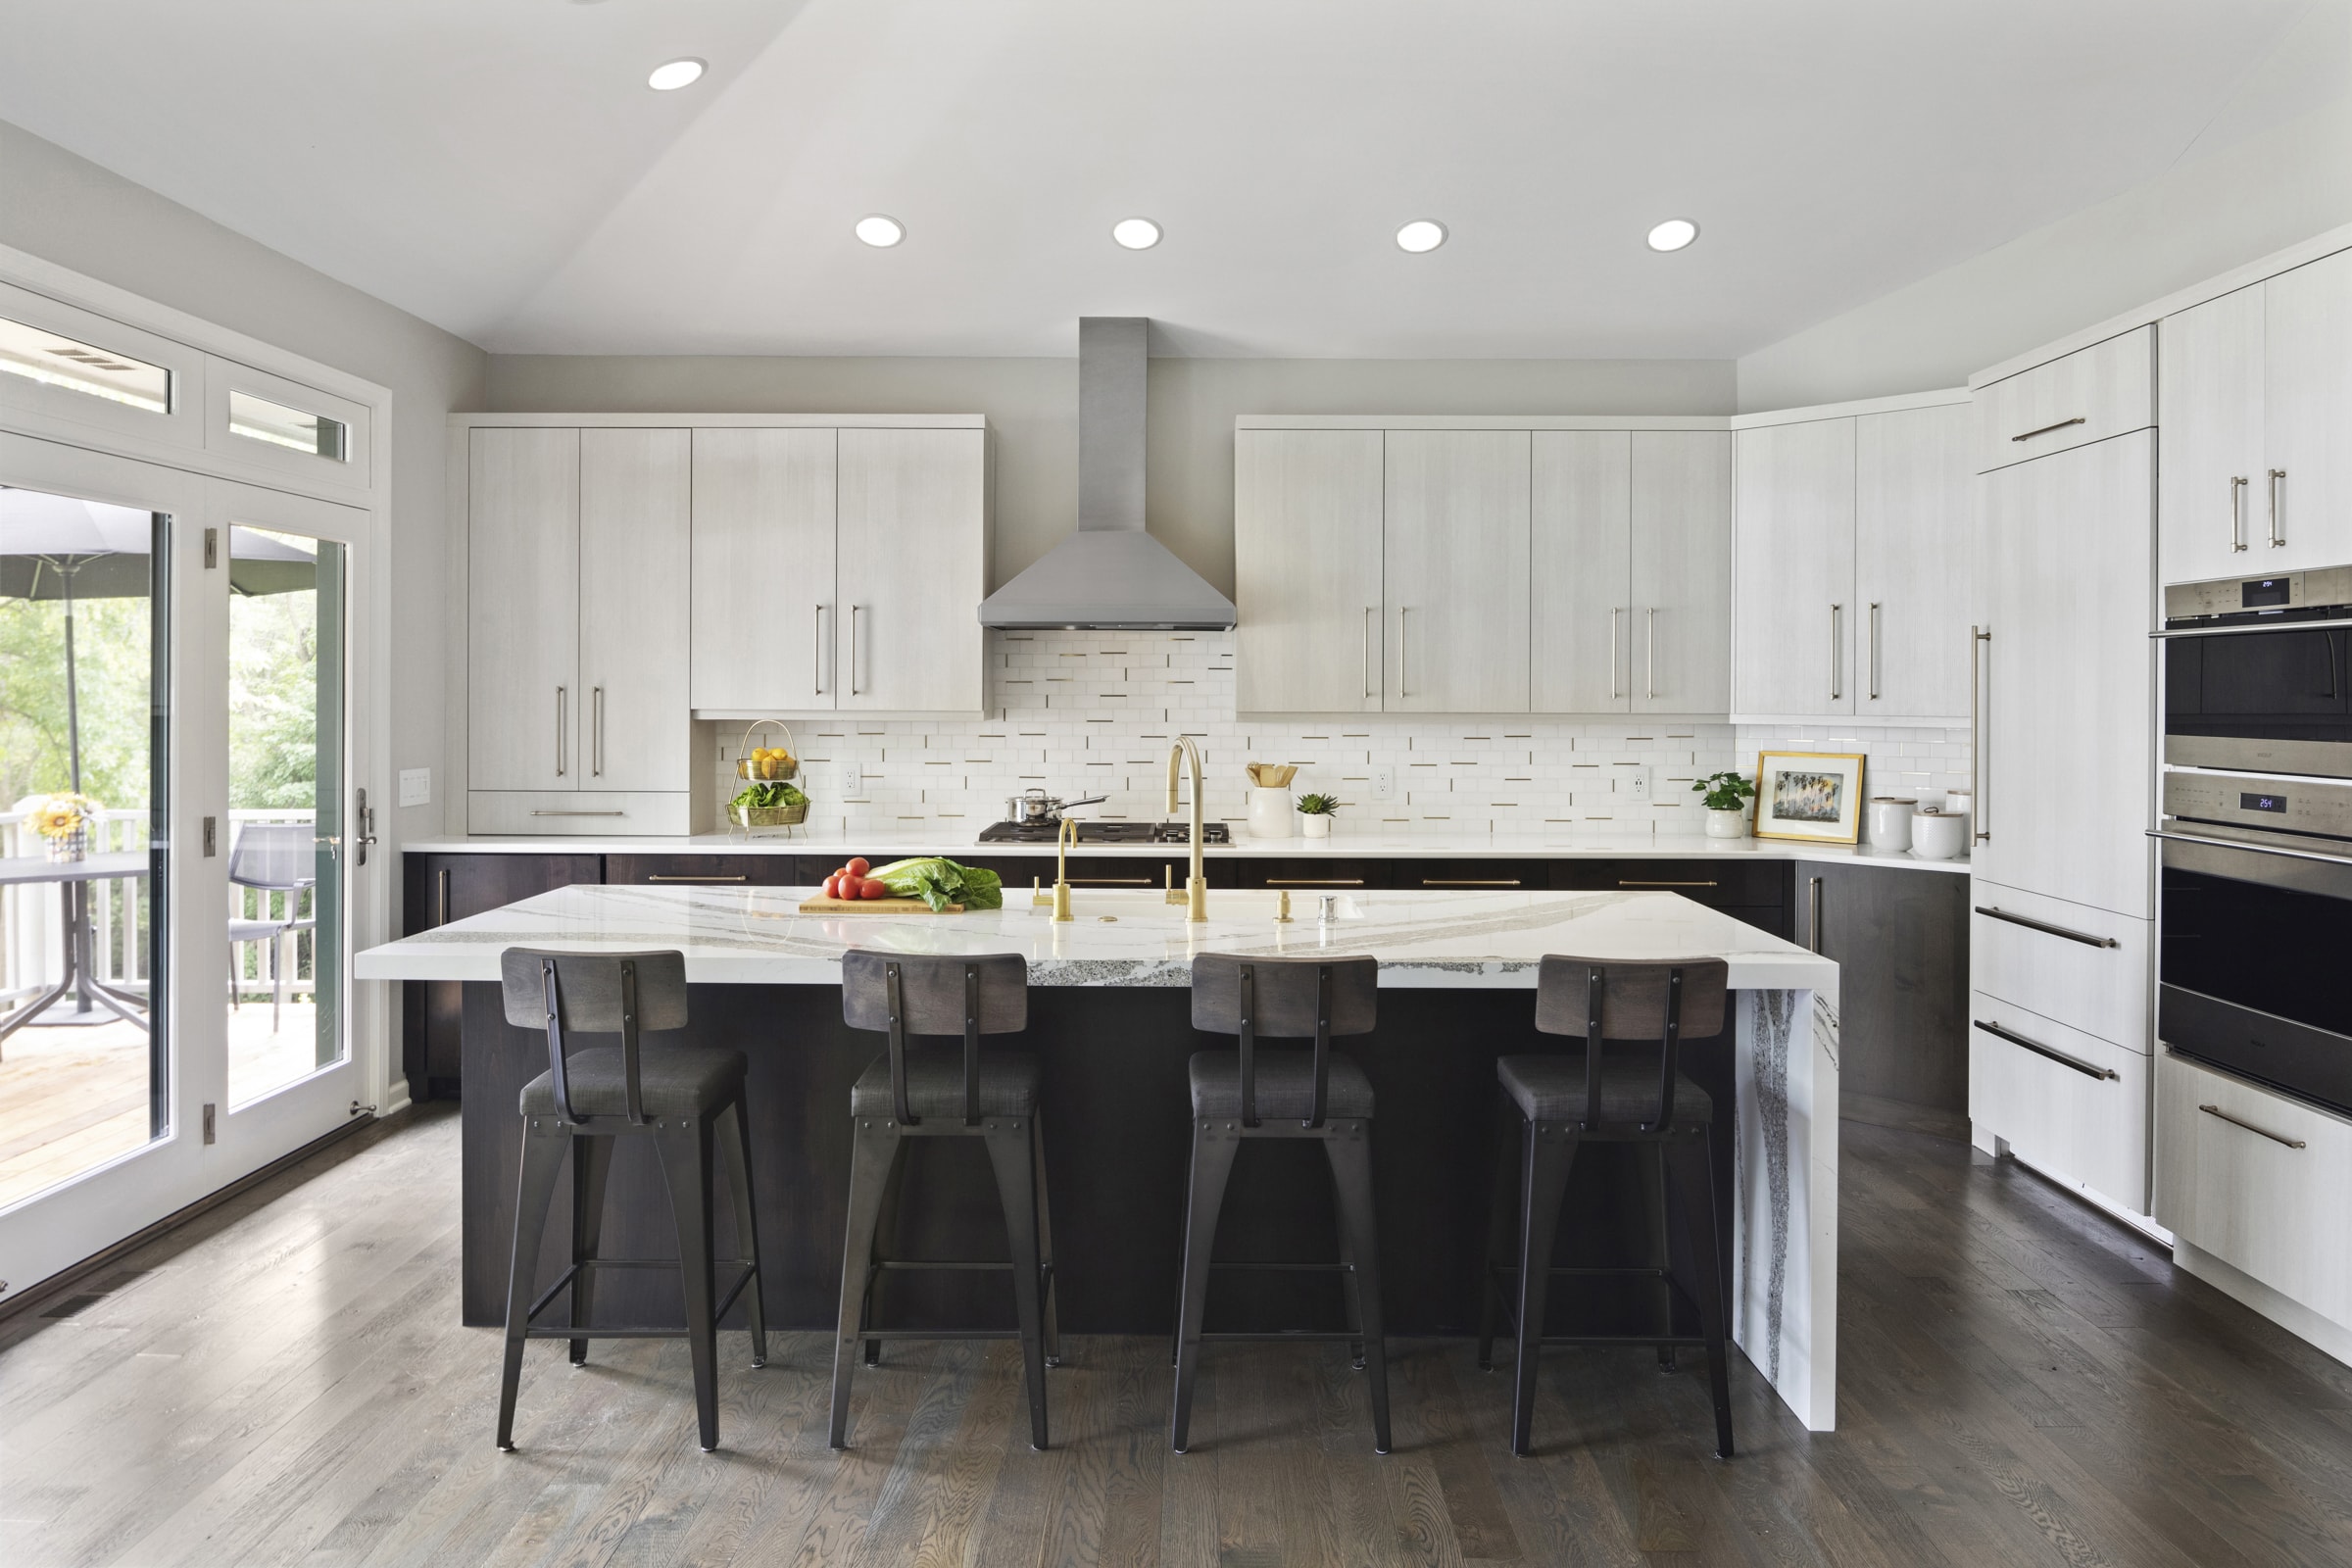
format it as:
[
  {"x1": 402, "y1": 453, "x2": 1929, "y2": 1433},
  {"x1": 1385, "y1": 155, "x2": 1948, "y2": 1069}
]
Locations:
[
  {"x1": 0, "y1": 483, "x2": 169, "y2": 1210},
  {"x1": 224, "y1": 525, "x2": 345, "y2": 1106}
]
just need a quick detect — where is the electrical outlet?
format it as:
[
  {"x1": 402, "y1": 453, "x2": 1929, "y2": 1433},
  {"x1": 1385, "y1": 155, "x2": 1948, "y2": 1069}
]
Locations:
[
  {"x1": 1622, "y1": 765, "x2": 1653, "y2": 802},
  {"x1": 845, "y1": 763, "x2": 864, "y2": 796},
  {"x1": 1371, "y1": 767, "x2": 1395, "y2": 801},
  {"x1": 398, "y1": 767, "x2": 431, "y2": 808}
]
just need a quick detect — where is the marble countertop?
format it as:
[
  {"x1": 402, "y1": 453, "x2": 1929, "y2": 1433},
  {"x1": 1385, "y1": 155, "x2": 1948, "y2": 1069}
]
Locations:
[
  {"x1": 355, "y1": 884, "x2": 1839, "y2": 996},
  {"x1": 395, "y1": 828, "x2": 1970, "y2": 875}
]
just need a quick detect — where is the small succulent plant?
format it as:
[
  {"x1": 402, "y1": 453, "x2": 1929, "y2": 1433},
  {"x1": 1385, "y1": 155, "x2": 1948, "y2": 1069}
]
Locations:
[{"x1": 1295, "y1": 792, "x2": 1341, "y2": 816}]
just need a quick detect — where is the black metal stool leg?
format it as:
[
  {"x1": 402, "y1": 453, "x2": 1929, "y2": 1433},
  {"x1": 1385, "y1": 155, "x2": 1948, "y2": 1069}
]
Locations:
[
  {"x1": 568, "y1": 1134, "x2": 615, "y2": 1366},
  {"x1": 1667, "y1": 1135, "x2": 1735, "y2": 1459},
  {"x1": 1031, "y1": 1112, "x2": 1061, "y2": 1368},
  {"x1": 655, "y1": 1117, "x2": 721, "y2": 1452},
  {"x1": 498, "y1": 1123, "x2": 568, "y2": 1450},
  {"x1": 1642, "y1": 1142, "x2": 1678, "y2": 1372},
  {"x1": 983, "y1": 1119, "x2": 1052, "y2": 1450},
  {"x1": 714, "y1": 1097, "x2": 767, "y2": 1369},
  {"x1": 1476, "y1": 1089, "x2": 1521, "y2": 1373},
  {"x1": 1324, "y1": 1124, "x2": 1391, "y2": 1454},
  {"x1": 1511, "y1": 1121, "x2": 1579, "y2": 1458},
  {"x1": 829, "y1": 1120, "x2": 902, "y2": 1448},
  {"x1": 864, "y1": 1136, "x2": 911, "y2": 1367},
  {"x1": 1336, "y1": 1214, "x2": 1364, "y2": 1371},
  {"x1": 1169, "y1": 1121, "x2": 1240, "y2": 1453}
]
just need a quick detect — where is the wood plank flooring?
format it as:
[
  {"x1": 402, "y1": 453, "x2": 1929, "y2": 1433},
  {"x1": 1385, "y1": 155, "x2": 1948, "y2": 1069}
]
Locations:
[{"x1": 5, "y1": 1105, "x2": 2351, "y2": 1567}]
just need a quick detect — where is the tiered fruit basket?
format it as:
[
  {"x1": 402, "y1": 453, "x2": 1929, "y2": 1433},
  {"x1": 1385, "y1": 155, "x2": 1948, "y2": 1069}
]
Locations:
[{"x1": 730, "y1": 719, "x2": 808, "y2": 834}]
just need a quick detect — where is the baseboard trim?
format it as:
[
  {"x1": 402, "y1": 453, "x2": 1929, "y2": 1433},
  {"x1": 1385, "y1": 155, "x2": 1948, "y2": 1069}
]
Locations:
[
  {"x1": 0, "y1": 1110, "x2": 392, "y2": 1325},
  {"x1": 2174, "y1": 1239, "x2": 2352, "y2": 1370}
]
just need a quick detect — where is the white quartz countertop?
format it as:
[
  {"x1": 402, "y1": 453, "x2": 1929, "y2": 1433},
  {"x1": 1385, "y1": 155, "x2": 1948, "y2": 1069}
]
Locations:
[
  {"x1": 395, "y1": 829, "x2": 1969, "y2": 874},
  {"x1": 355, "y1": 884, "x2": 1839, "y2": 997}
]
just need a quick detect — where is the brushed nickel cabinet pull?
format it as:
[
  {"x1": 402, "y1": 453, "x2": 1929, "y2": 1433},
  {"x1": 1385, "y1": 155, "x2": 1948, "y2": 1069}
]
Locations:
[
  {"x1": 1973, "y1": 904, "x2": 2120, "y2": 948},
  {"x1": 2230, "y1": 475, "x2": 2249, "y2": 553},
  {"x1": 814, "y1": 604, "x2": 826, "y2": 695},
  {"x1": 1363, "y1": 607, "x2": 1377, "y2": 700},
  {"x1": 555, "y1": 686, "x2": 566, "y2": 777},
  {"x1": 1618, "y1": 879, "x2": 1718, "y2": 888},
  {"x1": 850, "y1": 605, "x2": 862, "y2": 696},
  {"x1": 1973, "y1": 1018, "x2": 2117, "y2": 1080},
  {"x1": 2200, "y1": 1102, "x2": 2305, "y2": 1149},
  {"x1": 648, "y1": 873, "x2": 748, "y2": 882},
  {"x1": 1609, "y1": 607, "x2": 1623, "y2": 701},
  {"x1": 1868, "y1": 603, "x2": 1882, "y2": 700},
  {"x1": 1808, "y1": 875, "x2": 1824, "y2": 954},
  {"x1": 1645, "y1": 608, "x2": 1657, "y2": 701},
  {"x1": 1829, "y1": 604, "x2": 1842, "y2": 701},
  {"x1": 1972, "y1": 626, "x2": 1990, "y2": 844},
  {"x1": 1423, "y1": 878, "x2": 1521, "y2": 887},
  {"x1": 591, "y1": 686, "x2": 605, "y2": 777},
  {"x1": 2011, "y1": 416, "x2": 2085, "y2": 443},
  {"x1": 529, "y1": 809, "x2": 625, "y2": 817},
  {"x1": 2269, "y1": 468, "x2": 2286, "y2": 548},
  {"x1": 437, "y1": 865, "x2": 451, "y2": 926},
  {"x1": 1399, "y1": 606, "x2": 1412, "y2": 698}
]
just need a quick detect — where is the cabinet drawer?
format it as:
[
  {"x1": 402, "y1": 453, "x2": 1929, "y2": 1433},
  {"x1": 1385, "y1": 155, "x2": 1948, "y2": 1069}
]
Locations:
[
  {"x1": 1969, "y1": 992, "x2": 2149, "y2": 1211},
  {"x1": 1974, "y1": 325, "x2": 2154, "y2": 472},
  {"x1": 1553, "y1": 859, "x2": 1787, "y2": 907},
  {"x1": 2156, "y1": 1052, "x2": 2352, "y2": 1330},
  {"x1": 1969, "y1": 879, "x2": 2150, "y2": 1053},
  {"x1": 605, "y1": 854, "x2": 796, "y2": 887},
  {"x1": 467, "y1": 792, "x2": 692, "y2": 836}
]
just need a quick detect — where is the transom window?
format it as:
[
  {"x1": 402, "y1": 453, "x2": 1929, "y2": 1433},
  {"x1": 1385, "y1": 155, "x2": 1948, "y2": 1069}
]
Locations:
[
  {"x1": 227, "y1": 390, "x2": 347, "y2": 461},
  {"x1": 0, "y1": 316, "x2": 172, "y2": 413}
]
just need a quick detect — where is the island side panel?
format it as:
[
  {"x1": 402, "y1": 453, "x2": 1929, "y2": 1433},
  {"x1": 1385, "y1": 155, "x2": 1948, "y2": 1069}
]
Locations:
[{"x1": 1733, "y1": 987, "x2": 1839, "y2": 1432}]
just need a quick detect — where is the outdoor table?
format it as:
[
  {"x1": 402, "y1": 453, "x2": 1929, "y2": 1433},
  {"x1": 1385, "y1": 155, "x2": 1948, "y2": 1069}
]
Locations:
[{"x1": 0, "y1": 851, "x2": 151, "y2": 1052}]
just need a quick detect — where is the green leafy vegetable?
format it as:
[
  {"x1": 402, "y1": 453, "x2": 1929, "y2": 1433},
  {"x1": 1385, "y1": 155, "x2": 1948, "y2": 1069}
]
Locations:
[
  {"x1": 729, "y1": 781, "x2": 808, "y2": 811},
  {"x1": 868, "y1": 857, "x2": 1004, "y2": 912}
]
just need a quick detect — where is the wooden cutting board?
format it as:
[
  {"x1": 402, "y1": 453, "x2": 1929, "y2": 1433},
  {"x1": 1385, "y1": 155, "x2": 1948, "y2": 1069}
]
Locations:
[{"x1": 796, "y1": 896, "x2": 965, "y2": 914}]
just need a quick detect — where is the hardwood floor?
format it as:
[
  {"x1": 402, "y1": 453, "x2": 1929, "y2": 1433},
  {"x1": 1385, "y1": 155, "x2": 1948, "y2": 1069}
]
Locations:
[{"x1": 4, "y1": 1106, "x2": 2350, "y2": 1567}]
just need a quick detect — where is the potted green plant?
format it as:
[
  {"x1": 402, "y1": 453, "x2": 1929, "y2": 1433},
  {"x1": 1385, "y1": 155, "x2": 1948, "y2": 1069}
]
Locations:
[
  {"x1": 1295, "y1": 792, "x2": 1340, "y2": 840},
  {"x1": 1691, "y1": 771, "x2": 1755, "y2": 839}
]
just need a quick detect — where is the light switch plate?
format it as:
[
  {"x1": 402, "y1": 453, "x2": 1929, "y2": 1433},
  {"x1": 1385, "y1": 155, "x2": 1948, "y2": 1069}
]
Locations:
[{"x1": 398, "y1": 768, "x2": 431, "y2": 808}]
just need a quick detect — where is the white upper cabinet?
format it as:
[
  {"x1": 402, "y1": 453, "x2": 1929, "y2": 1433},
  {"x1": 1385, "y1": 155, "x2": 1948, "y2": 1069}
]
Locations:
[
  {"x1": 1974, "y1": 326, "x2": 2153, "y2": 473},
  {"x1": 1384, "y1": 430, "x2": 1530, "y2": 712},
  {"x1": 1855, "y1": 403, "x2": 1974, "y2": 719},
  {"x1": 834, "y1": 426, "x2": 989, "y2": 713},
  {"x1": 578, "y1": 428, "x2": 691, "y2": 792},
  {"x1": 1630, "y1": 430, "x2": 1731, "y2": 715},
  {"x1": 1531, "y1": 431, "x2": 1631, "y2": 713},
  {"x1": 1734, "y1": 417, "x2": 1855, "y2": 717},
  {"x1": 1235, "y1": 429, "x2": 1386, "y2": 713},
  {"x1": 1975, "y1": 430, "x2": 2155, "y2": 919},
  {"x1": 691, "y1": 427, "x2": 838, "y2": 712},
  {"x1": 468, "y1": 426, "x2": 579, "y2": 793},
  {"x1": 2158, "y1": 285, "x2": 2264, "y2": 585},
  {"x1": 2261, "y1": 247, "x2": 2352, "y2": 573}
]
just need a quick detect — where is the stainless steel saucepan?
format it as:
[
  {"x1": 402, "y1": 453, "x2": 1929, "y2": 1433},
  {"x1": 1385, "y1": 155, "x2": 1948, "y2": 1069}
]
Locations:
[{"x1": 1004, "y1": 788, "x2": 1109, "y2": 825}]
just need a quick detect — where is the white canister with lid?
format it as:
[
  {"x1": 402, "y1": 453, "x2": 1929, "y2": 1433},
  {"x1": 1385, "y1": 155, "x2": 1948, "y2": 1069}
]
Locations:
[
  {"x1": 1865, "y1": 796, "x2": 1917, "y2": 852},
  {"x1": 1910, "y1": 807, "x2": 1969, "y2": 860}
]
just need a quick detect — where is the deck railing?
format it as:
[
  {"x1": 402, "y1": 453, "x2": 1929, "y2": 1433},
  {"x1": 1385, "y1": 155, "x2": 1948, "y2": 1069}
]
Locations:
[{"x1": 0, "y1": 807, "x2": 320, "y2": 1019}]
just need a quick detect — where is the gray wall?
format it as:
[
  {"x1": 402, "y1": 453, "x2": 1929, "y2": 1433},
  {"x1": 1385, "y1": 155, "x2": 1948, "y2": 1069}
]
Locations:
[
  {"x1": 0, "y1": 119, "x2": 490, "y2": 857},
  {"x1": 1738, "y1": 97, "x2": 2352, "y2": 411},
  {"x1": 486, "y1": 355, "x2": 1735, "y2": 595}
]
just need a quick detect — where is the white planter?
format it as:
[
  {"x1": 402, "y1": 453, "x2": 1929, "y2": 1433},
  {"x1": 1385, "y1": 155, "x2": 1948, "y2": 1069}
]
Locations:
[
  {"x1": 1247, "y1": 787, "x2": 1295, "y2": 838},
  {"x1": 1704, "y1": 808, "x2": 1748, "y2": 839},
  {"x1": 1300, "y1": 813, "x2": 1333, "y2": 839}
]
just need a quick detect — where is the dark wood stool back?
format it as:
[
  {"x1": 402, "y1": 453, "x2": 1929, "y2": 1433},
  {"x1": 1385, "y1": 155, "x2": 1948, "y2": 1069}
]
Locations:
[
  {"x1": 500, "y1": 948, "x2": 688, "y2": 1125},
  {"x1": 841, "y1": 950, "x2": 1027, "y2": 1127},
  {"x1": 1189, "y1": 954, "x2": 1378, "y2": 1129},
  {"x1": 1533, "y1": 956, "x2": 1729, "y2": 1132}
]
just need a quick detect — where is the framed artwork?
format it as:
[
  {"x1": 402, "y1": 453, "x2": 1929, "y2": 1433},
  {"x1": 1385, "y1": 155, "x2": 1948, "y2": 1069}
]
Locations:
[{"x1": 1752, "y1": 752, "x2": 1866, "y2": 844}]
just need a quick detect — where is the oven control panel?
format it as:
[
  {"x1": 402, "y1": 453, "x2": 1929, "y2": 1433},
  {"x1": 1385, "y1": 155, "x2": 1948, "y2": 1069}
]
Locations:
[
  {"x1": 2164, "y1": 769, "x2": 2352, "y2": 843},
  {"x1": 2164, "y1": 564, "x2": 2352, "y2": 622}
]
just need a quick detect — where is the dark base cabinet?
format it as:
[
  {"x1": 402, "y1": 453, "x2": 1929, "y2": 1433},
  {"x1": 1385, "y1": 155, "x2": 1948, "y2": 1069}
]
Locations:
[
  {"x1": 1550, "y1": 859, "x2": 1793, "y2": 942},
  {"x1": 1794, "y1": 861, "x2": 1970, "y2": 1138},
  {"x1": 605, "y1": 853, "x2": 797, "y2": 887},
  {"x1": 401, "y1": 853, "x2": 600, "y2": 1102}
]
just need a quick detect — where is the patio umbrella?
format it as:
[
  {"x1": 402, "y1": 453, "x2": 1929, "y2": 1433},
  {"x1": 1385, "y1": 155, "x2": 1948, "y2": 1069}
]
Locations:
[{"x1": 0, "y1": 485, "x2": 316, "y2": 790}]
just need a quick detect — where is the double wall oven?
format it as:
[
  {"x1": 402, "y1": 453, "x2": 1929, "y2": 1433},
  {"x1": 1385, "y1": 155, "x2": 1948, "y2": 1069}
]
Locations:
[{"x1": 2160, "y1": 566, "x2": 2352, "y2": 1115}]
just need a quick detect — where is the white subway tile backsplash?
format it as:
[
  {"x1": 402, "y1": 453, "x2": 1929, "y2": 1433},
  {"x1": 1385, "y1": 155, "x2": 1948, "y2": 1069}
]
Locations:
[{"x1": 712, "y1": 630, "x2": 1972, "y2": 837}]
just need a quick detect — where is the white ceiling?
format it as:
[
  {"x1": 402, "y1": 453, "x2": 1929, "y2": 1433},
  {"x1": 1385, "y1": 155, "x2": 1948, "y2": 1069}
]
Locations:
[{"x1": 0, "y1": 0, "x2": 2337, "y2": 359}]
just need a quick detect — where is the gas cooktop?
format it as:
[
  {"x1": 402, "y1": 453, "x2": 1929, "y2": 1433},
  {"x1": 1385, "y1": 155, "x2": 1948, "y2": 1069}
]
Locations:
[{"x1": 977, "y1": 820, "x2": 1233, "y2": 845}]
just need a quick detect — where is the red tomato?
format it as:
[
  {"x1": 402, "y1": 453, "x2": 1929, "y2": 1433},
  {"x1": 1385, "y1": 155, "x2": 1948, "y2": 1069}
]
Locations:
[
  {"x1": 822, "y1": 874, "x2": 842, "y2": 900},
  {"x1": 859, "y1": 878, "x2": 889, "y2": 899},
  {"x1": 846, "y1": 857, "x2": 870, "y2": 879}
]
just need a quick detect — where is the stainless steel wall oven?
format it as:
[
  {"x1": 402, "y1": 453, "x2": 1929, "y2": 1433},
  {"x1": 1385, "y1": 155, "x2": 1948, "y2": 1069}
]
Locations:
[{"x1": 2164, "y1": 566, "x2": 2352, "y2": 778}]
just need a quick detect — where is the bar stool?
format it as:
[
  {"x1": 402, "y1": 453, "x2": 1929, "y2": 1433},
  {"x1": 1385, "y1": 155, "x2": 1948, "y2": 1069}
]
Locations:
[
  {"x1": 494, "y1": 948, "x2": 766, "y2": 1454},
  {"x1": 1477, "y1": 955, "x2": 1734, "y2": 1458},
  {"x1": 1171, "y1": 954, "x2": 1390, "y2": 1454},
  {"x1": 830, "y1": 951, "x2": 1058, "y2": 1451}
]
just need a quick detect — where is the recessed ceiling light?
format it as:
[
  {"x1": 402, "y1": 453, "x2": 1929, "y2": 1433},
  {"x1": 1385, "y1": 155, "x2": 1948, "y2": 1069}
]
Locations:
[
  {"x1": 1395, "y1": 220, "x2": 1447, "y2": 254},
  {"x1": 647, "y1": 58, "x2": 706, "y2": 91},
  {"x1": 855, "y1": 215, "x2": 906, "y2": 248},
  {"x1": 1646, "y1": 218, "x2": 1699, "y2": 253},
  {"x1": 1111, "y1": 218, "x2": 1162, "y2": 251}
]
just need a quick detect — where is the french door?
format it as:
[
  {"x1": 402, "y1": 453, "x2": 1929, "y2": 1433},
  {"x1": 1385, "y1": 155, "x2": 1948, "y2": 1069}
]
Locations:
[{"x1": 0, "y1": 437, "x2": 374, "y2": 1299}]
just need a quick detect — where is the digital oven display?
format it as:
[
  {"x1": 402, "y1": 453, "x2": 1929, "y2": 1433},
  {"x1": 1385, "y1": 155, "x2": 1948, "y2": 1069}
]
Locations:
[
  {"x1": 2241, "y1": 577, "x2": 2293, "y2": 609},
  {"x1": 2239, "y1": 792, "x2": 2289, "y2": 813}
]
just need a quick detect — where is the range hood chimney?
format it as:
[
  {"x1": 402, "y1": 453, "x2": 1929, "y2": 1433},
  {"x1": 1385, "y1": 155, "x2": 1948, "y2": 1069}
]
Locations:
[{"x1": 977, "y1": 317, "x2": 1238, "y2": 630}]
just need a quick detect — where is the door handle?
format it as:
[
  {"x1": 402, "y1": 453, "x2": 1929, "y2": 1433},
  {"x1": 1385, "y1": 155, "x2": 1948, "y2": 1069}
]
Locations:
[
  {"x1": 1609, "y1": 607, "x2": 1623, "y2": 700},
  {"x1": 591, "y1": 687, "x2": 604, "y2": 777},
  {"x1": 1268, "y1": 878, "x2": 1364, "y2": 886},
  {"x1": 647, "y1": 873, "x2": 750, "y2": 883},
  {"x1": 2010, "y1": 416, "x2": 2085, "y2": 444},
  {"x1": 2270, "y1": 468, "x2": 2286, "y2": 549},
  {"x1": 2230, "y1": 475, "x2": 2249, "y2": 553},
  {"x1": 1067, "y1": 877, "x2": 1152, "y2": 886},
  {"x1": 2199, "y1": 1102, "x2": 2305, "y2": 1149},
  {"x1": 1829, "y1": 605, "x2": 1842, "y2": 701},
  {"x1": 1971, "y1": 626, "x2": 1990, "y2": 843},
  {"x1": 1973, "y1": 904, "x2": 2120, "y2": 948},
  {"x1": 1399, "y1": 606, "x2": 1411, "y2": 698},
  {"x1": 850, "y1": 605, "x2": 862, "y2": 696},
  {"x1": 1363, "y1": 606, "x2": 1377, "y2": 700},
  {"x1": 1422, "y1": 878, "x2": 1522, "y2": 887},
  {"x1": 1808, "y1": 874, "x2": 1823, "y2": 953},
  {"x1": 555, "y1": 686, "x2": 566, "y2": 777},
  {"x1": 1973, "y1": 1018, "x2": 2116, "y2": 1080},
  {"x1": 437, "y1": 865, "x2": 451, "y2": 926},
  {"x1": 814, "y1": 604, "x2": 826, "y2": 695},
  {"x1": 1620, "y1": 879, "x2": 1718, "y2": 888},
  {"x1": 1867, "y1": 603, "x2": 1882, "y2": 700},
  {"x1": 528, "y1": 809, "x2": 625, "y2": 817},
  {"x1": 354, "y1": 787, "x2": 376, "y2": 868},
  {"x1": 1645, "y1": 608, "x2": 1657, "y2": 701}
]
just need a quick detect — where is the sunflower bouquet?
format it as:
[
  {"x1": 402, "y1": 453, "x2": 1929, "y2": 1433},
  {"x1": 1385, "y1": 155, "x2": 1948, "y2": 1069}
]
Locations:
[{"x1": 29, "y1": 792, "x2": 98, "y2": 862}]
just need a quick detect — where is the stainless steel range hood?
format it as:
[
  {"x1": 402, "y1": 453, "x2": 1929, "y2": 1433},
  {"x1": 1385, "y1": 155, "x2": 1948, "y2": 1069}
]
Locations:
[{"x1": 977, "y1": 317, "x2": 1237, "y2": 630}]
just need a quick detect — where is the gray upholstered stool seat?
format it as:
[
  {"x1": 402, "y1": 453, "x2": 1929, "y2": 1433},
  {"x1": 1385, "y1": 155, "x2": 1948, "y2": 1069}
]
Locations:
[
  {"x1": 1189, "y1": 1050, "x2": 1375, "y2": 1121},
  {"x1": 850, "y1": 1049, "x2": 1040, "y2": 1119},
  {"x1": 1495, "y1": 1054, "x2": 1712, "y2": 1127},
  {"x1": 520, "y1": 1047, "x2": 745, "y2": 1119}
]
